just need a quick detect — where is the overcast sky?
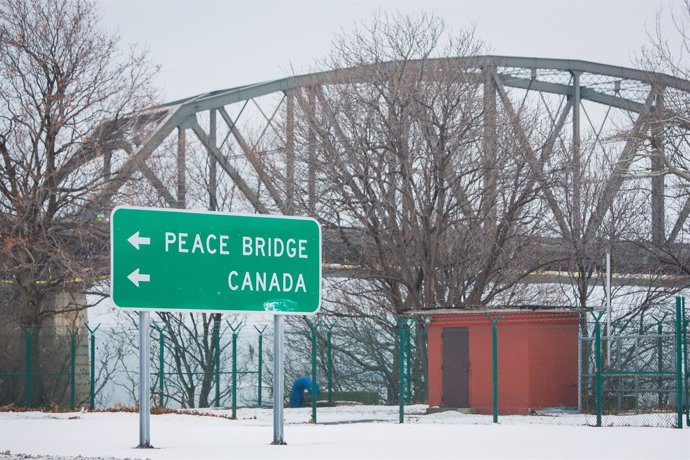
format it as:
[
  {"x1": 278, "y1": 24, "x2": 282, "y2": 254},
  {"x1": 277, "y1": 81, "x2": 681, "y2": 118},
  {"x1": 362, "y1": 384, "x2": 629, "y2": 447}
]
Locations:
[{"x1": 98, "y1": 0, "x2": 680, "y2": 102}]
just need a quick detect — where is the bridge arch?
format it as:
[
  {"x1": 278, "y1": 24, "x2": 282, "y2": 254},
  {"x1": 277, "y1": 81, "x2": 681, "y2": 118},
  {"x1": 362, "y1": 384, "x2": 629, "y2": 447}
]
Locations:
[{"x1": 93, "y1": 55, "x2": 690, "y2": 282}]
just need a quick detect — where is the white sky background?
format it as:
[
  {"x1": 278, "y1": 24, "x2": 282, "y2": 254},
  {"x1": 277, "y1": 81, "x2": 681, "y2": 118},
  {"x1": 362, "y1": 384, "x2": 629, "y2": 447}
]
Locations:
[{"x1": 98, "y1": 0, "x2": 682, "y2": 102}]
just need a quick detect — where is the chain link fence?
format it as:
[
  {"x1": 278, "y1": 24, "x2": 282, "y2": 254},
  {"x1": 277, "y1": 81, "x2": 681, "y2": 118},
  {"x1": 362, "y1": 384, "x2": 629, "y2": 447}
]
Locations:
[{"x1": 1, "y1": 299, "x2": 687, "y2": 429}]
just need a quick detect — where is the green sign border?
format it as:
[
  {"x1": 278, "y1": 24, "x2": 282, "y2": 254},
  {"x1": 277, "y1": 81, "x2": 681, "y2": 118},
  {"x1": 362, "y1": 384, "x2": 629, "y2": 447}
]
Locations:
[{"x1": 109, "y1": 206, "x2": 322, "y2": 315}]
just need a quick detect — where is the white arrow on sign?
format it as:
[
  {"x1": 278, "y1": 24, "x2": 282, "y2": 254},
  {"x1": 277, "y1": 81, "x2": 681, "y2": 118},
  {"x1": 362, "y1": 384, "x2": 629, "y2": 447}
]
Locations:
[
  {"x1": 128, "y1": 268, "x2": 151, "y2": 287},
  {"x1": 128, "y1": 231, "x2": 151, "y2": 250}
]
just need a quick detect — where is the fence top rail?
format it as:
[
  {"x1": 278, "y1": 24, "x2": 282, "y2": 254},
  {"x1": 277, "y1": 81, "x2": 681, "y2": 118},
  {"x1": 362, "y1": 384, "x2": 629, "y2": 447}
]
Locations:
[
  {"x1": 580, "y1": 333, "x2": 678, "y2": 340},
  {"x1": 408, "y1": 305, "x2": 586, "y2": 315}
]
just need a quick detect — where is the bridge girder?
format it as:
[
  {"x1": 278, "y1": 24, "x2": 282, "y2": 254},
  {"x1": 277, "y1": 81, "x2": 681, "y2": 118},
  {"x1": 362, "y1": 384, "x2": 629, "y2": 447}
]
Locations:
[{"x1": 86, "y1": 55, "x2": 690, "y2": 286}]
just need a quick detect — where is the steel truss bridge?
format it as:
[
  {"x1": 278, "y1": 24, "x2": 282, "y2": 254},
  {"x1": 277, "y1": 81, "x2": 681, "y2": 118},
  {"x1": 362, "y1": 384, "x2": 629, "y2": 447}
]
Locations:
[{"x1": 90, "y1": 56, "x2": 690, "y2": 287}]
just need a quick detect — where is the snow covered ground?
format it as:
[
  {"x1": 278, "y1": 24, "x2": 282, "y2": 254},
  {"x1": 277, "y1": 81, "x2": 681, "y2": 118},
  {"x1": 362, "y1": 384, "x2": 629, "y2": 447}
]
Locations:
[{"x1": 1, "y1": 407, "x2": 688, "y2": 460}]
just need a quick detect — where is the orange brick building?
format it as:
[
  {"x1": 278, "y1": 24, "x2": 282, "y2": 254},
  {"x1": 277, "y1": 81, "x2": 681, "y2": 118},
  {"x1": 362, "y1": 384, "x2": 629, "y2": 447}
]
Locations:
[{"x1": 425, "y1": 309, "x2": 580, "y2": 415}]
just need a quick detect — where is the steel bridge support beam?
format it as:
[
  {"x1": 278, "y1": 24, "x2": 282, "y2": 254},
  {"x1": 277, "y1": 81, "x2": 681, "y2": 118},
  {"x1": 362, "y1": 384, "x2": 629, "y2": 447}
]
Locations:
[
  {"x1": 217, "y1": 106, "x2": 287, "y2": 213},
  {"x1": 286, "y1": 92, "x2": 295, "y2": 215},
  {"x1": 651, "y1": 92, "x2": 666, "y2": 245},
  {"x1": 117, "y1": 141, "x2": 176, "y2": 207},
  {"x1": 307, "y1": 89, "x2": 316, "y2": 216},
  {"x1": 190, "y1": 116, "x2": 269, "y2": 214},
  {"x1": 584, "y1": 89, "x2": 657, "y2": 241},
  {"x1": 571, "y1": 71, "x2": 582, "y2": 239},
  {"x1": 141, "y1": 163, "x2": 177, "y2": 207},
  {"x1": 209, "y1": 109, "x2": 218, "y2": 211},
  {"x1": 491, "y1": 71, "x2": 572, "y2": 238},
  {"x1": 669, "y1": 189, "x2": 690, "y2": 244},
  {"x1": 103, "y1": 150, "x2": 112, "y2": 180},
  {"x1": 95, "y1": 109, "x2": 179, "y2": 205},
  {"x1": 177, "y1": 127, "x2": 187, "y2": 209},
  {"x1": 482, "y1": 67, "x2": 498, "y2": 227}
]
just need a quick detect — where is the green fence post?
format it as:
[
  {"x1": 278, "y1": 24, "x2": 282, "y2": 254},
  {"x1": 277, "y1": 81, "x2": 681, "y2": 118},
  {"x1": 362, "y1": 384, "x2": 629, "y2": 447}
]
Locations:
[
  {"x1": 85, "y1": 323, "x2": 100, "y2": 410},
  {"x1": 420, "y1": 317, "x2": 430, "y2": 403},
  {"x1": 485, "y1": 312, "x2": 504, "y2": 424},
  {"x1": 232, "y1": 329, "x2": 238, "y2": 417},
  {"x1": 590, "y1": 310, "x2": 605, "y2": 427},
  {"x1": 227, "y1": 319, "x2": 244, "y2": 419},
  {"x1": 305, "y1": 318, "x2": 321, "y2": 423},
  {"x1": 682, "y1": 296, "x2": 688, "y2": 425},
  {"x1": 70, "y1": 331, "x2": 76, "y2": 410},
  {"x1": 652, "y1": 314, "x2": 667, "y2": 408},
  {"x1": 325, "y1": 320, "x2": 335, "y2": 404},
  {"x1": 90, "y1": 332, "x2": 95, "y2": 408},
  {"x1": 405, "y1": 323, "x2": 412, "y2": 404},
  {"x1": 396, "y1": 317, "x2": 409, "y2": 424},
  {"x1": 675, "y1": 296, "x2": 684, "y2": 428},
  {"x1": 25, "y1": 330, "x2": 30, "y2": 408},
  {"x1": 213, "y1": 316, "x2": 221, "y2": 408},
  {"x1": 152, "y1": 322, "x2": 167, "y2": 407},
  {"x1": 20, "y1": 325, "x2": 35, "y2": 408},
  {"x1": 254, "y1": 325, "x2": 266, "y2": 406}
]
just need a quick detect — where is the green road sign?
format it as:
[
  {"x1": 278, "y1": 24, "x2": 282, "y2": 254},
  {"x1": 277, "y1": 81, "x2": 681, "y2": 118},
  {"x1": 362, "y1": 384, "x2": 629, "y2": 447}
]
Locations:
[{"x1": 110, "y1": 206, "x2": 321, "y2": 314}]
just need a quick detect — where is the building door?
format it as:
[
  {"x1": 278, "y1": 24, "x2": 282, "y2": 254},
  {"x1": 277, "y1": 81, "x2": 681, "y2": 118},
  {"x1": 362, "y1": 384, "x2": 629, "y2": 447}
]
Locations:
[{"x1": 442, "y1": 327, "x2": 470, "y2": 407}]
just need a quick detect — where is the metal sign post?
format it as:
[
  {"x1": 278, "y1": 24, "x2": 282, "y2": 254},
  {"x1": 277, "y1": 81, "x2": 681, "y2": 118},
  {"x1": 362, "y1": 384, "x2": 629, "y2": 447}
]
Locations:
[
  {"x1": 110, "y1": 206, "x2": 322, "y2": 447},
  {"x1": 138, "y1": 311, "x2": 151, "y2": 448},
  {"x1": 272, "y1": 314, "x2": 286, "y2": 445}
]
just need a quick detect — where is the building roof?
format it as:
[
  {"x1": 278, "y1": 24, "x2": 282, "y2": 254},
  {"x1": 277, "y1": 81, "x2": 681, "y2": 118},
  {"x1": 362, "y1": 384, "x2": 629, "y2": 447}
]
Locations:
[{"x1": 407, "y1": 305, "x2": 590, "y2": 316}]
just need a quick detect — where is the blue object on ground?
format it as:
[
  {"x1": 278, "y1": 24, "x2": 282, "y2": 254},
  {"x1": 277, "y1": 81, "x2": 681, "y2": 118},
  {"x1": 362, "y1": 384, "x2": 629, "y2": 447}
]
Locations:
[{"x1": 289, "y1": 375, "x2": 320, "y2": 407}]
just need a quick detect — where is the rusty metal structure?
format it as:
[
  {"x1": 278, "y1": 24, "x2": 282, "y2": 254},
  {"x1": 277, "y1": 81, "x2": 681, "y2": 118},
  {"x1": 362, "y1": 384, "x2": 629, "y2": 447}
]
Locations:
[{"x1": 91, "y1": 56, "x2": 690, "y2": 285}]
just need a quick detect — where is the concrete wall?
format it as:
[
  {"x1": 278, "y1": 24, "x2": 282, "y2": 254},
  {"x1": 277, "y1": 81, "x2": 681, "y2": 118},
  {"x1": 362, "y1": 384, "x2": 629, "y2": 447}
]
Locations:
[{"x1": 0, "y1": 290, "x2": 90, "y2": 408}]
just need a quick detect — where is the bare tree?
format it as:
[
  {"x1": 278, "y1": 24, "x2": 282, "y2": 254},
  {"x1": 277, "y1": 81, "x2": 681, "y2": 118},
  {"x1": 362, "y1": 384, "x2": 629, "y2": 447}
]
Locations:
[
  {"x1": 0, "y1": 0, "x2": 157, "y2": 405},
  {"x1": 633, "y1": 2, "x2": 690, "y2": 191},
  {"x1": 622, "y1": 2, "x2": 690, "y2": 284},
  {"x1": 295, "y1": 14, "x2": 547, "y2": 315},
  {"x1": 153, "y1": 312, "x2": 228, "y2": 409},
  {"x1": 266, "y1": 14, "x2": 553, "y2": 404}
]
